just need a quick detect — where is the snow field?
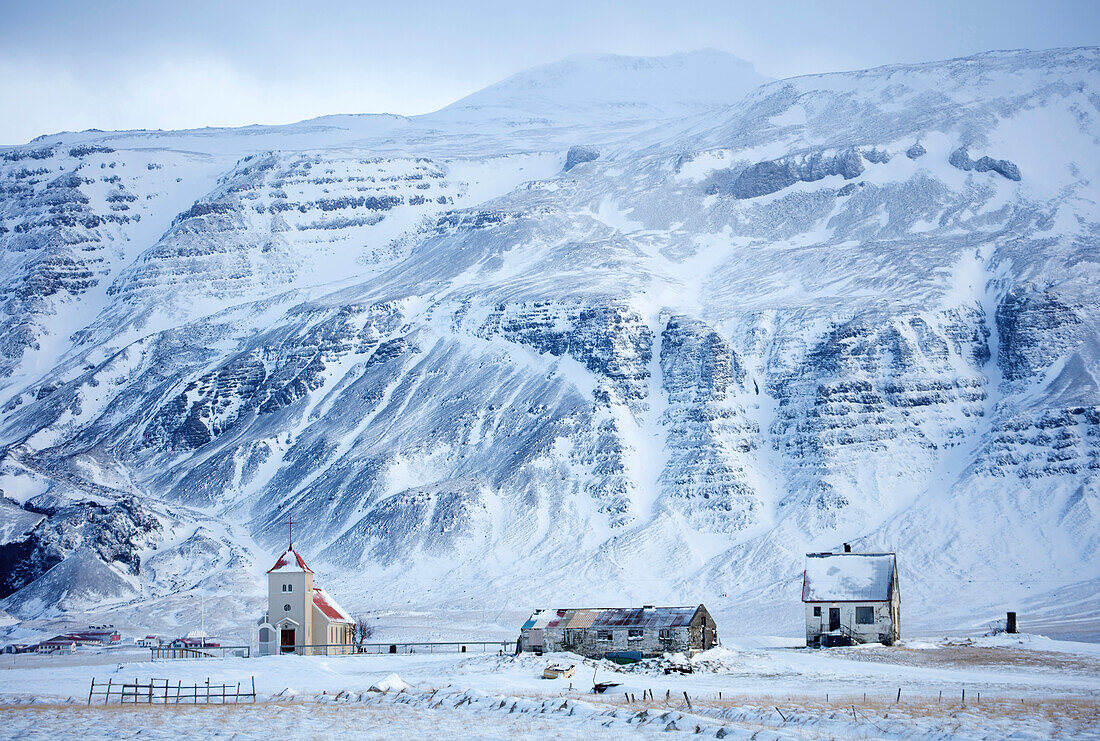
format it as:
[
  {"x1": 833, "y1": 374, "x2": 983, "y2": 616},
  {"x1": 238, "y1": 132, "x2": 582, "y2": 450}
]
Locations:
[
  {"x1": 1, "y1": 682, "x2": 1096, "y2": 740},
  {"x1": 1, "y1": 637, "x2": 1098, "y2": 738}
]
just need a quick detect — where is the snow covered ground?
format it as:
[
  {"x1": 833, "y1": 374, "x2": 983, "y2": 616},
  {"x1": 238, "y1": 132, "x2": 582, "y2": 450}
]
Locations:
[{"x1": 1, "y1": 634, "x2": 1098, "y2": 739}]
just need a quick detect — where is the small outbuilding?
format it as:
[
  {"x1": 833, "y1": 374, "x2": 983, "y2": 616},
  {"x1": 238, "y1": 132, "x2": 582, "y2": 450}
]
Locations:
[
  {"x1": 802, "y1": 550, "x2": 900, "y2": 647},
  {"x1": 517, "y1": 605, "x2": 717, "y2": 660}
]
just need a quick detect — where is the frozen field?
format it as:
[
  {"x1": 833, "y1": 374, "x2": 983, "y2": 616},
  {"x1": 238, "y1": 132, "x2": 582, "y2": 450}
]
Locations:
[{"x1": 1, "y1": 634, "x2": 1098, "y2": 739}]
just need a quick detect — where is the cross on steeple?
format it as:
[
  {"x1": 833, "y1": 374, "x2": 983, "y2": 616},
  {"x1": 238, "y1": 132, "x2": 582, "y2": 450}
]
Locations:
[{"x1": 287, "y1": 513, "x2": 294, "y2": 550}]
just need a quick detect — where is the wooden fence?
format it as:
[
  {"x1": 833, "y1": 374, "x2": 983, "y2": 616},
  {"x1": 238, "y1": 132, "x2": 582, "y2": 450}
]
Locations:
[{"x1": 87, "y1": 676, "x2": 256, "y2": 705}]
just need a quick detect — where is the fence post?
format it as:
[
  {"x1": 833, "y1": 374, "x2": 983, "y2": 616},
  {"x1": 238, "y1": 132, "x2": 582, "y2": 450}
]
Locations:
[
  {"x1": 252, "y1": 676, "x2": 256, "y2": 702},
  {"x1": 104, "y1": 679, "x2": 112, "y2": 705},
  {"x1": 88, "y1": 678, "x2": 95, "y2": 706}
]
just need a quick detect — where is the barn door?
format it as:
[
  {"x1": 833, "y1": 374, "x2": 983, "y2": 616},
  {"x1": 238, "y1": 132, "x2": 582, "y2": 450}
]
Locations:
[{"x1": 828, "y1": 608, "x2": 840, "y2": 632}]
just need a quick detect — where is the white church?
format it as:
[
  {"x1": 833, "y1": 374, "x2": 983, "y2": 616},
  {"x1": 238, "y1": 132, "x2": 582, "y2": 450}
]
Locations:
[{"x1": 256, "y1": 545, "x2": 355, "y2": 656}]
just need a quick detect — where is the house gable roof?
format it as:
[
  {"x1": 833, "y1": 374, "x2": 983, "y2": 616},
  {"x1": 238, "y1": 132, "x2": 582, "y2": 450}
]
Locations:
[
  {"x1": 267, "y1": 547, "x2": 314, "y2": 574},
  {"x1": 802, "y1": 552, "x2": 896, "y2": 602},
  {"x1": 312, "y1": 587, "x2": 354, "y2": 624}
]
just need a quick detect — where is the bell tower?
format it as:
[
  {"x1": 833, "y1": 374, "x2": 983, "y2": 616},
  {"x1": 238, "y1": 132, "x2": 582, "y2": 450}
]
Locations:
[{"x1": 266, "y1": 520, "x2": 314, "y2": 653}]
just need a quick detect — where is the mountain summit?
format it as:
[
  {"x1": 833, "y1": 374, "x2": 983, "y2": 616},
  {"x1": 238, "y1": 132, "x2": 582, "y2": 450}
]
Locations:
[{"x1": 437, "y1": 50, "x2": 771, "y2": 121}]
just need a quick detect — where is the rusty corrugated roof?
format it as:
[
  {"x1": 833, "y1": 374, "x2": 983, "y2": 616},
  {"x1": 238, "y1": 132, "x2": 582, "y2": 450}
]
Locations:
[
  {"x1": 591, "y1": 606, "x2": 699, "y2": 630},
  {"x1": 564, "y1": 608, "x2": 601, "y2": 629},
  {"x1": 545, "y1": 609, "x2": 571, "y2": 629},
  {"x1": 521, "y1": 606, "x2": 703, "y2": 631}
]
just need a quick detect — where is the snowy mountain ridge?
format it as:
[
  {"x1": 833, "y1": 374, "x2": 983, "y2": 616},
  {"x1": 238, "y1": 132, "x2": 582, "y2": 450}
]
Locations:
[{"x1": 0, "y1": 47, "x2": 1098, "y2": 640}]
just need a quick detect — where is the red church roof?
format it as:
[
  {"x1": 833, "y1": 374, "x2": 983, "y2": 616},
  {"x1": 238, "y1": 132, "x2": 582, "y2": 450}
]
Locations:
[
  {"x1": 312, "y1": 587, "x2": 354, "y2": 623},
  {"x1": 267, "y1": 547, "x2": 314, "y2": 574}
]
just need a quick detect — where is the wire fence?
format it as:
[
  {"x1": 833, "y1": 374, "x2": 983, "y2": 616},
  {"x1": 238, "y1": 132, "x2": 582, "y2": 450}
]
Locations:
[
  {"x1": 261, "y1": 641, "x2": 515, "y2": 656},
  {"x1": 150, "y1": 645, "x2": 251, "y2": 660}
]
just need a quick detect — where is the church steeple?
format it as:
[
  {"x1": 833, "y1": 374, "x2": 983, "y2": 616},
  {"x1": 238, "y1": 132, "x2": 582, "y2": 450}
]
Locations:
[{"x1": 267, "y1": 546, "x2": 313, "y2": 574}]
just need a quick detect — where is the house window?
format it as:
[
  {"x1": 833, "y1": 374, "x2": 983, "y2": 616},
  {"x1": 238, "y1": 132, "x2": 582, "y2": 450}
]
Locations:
[
  {"x1": 627, "y1": 628, "x2": 643, "y2": 641},
  {"x1": 597, "y1": 630, "x2": 613, "y2": 641},
  {"x1": 856, "y1": 606, "x2": 874, "y2": 624},
  {"x1": 659, "y1": 628, "x2": 672, "y2": 640},
  {"x1": 813, "y1": 606, "x2": 821, "y2": 617}
]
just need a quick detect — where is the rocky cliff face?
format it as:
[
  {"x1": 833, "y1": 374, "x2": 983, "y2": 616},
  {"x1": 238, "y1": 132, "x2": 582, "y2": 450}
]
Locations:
[{"x1": 0, "y1": 48, "x2": 1097, "y2": 637}]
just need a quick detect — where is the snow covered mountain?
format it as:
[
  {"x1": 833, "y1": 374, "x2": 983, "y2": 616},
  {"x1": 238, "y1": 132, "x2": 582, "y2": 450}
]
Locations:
[{"x1": 0, "y1": 48, "x2": 1098, "y2": 640}]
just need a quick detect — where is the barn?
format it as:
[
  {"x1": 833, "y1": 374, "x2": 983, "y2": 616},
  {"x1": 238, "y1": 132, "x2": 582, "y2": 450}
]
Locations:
[
  {"x1": 802, "y1": 549, "x2": 900, "y2": 647},
  {"x1": 517, "y1": 605, "x2": 717, "y2": 659}
]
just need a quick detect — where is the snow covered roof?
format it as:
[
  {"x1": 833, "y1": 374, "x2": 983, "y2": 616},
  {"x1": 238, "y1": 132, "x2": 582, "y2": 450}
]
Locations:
[
  {"x1": 312, "y1": 587, "x2": 353, "y2": 624},
  {"x1": 522, "y1": 606, "x2": 705, "y2": 631},
  {"x1": 802, "y1": 553, "x2": 897, "y2": 602},
  {"x1": 521, "y1": 610, "x2": 554, "y2": 631},
  {"x1": 267, "y1": 547, "x2": 314, "y2": 574}
]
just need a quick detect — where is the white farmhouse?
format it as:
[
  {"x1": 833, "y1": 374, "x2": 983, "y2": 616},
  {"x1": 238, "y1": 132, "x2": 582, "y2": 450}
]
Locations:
[
  {"x1": 257, "y1": 546, "x2": 355, "y2": 656},
  {"x1": 802, "y1": 549, "x2": 900, "y2": 647}
]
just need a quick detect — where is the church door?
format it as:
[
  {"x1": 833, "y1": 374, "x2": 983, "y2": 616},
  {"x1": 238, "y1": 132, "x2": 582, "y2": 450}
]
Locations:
[{"x1": 280, "y1": 628, "x2": 295, "y2": 653}]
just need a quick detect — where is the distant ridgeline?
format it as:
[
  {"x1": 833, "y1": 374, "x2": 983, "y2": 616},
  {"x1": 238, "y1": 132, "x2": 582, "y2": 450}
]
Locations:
[{"x1": 0, "y1": 48, "x2": 1097, "y2": 638}]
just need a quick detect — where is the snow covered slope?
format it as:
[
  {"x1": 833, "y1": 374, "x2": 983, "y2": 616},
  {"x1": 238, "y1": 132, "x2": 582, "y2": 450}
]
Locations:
[{"x1": 0, "y1": 48, "x2": 1098, "y2": 640}]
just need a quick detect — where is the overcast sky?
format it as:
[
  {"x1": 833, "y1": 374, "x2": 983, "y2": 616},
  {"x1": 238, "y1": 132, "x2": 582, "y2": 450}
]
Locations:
[{"x1": 2, "y1": 0, "x2": 1098, "y2": 145}]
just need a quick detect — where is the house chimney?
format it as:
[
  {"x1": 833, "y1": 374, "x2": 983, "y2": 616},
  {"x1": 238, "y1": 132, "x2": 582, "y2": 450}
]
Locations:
[{"x1": 843, "y1": 543, "x2": 851, "y2": 553}]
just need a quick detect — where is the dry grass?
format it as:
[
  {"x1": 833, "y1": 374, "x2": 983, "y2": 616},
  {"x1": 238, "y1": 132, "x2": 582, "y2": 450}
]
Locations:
[
  {"x1": 828, "y1": 643, "x2": 1100, "y2": 674},
  {"x1": 3, "y1": 691, "x2": 1099, "y2": 739},
  {"x1": 586, "y1": 690, "x2": 1100, "y2": 736},
  {"x1": 0, "y1": 701, "x2": 594, "y2": 741}
]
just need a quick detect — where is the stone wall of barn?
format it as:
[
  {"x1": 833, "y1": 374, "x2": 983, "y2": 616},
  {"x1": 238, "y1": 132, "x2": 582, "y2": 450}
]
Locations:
[{"x1": 519, "y1": 625, "x2": 696, "y2": 657}]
